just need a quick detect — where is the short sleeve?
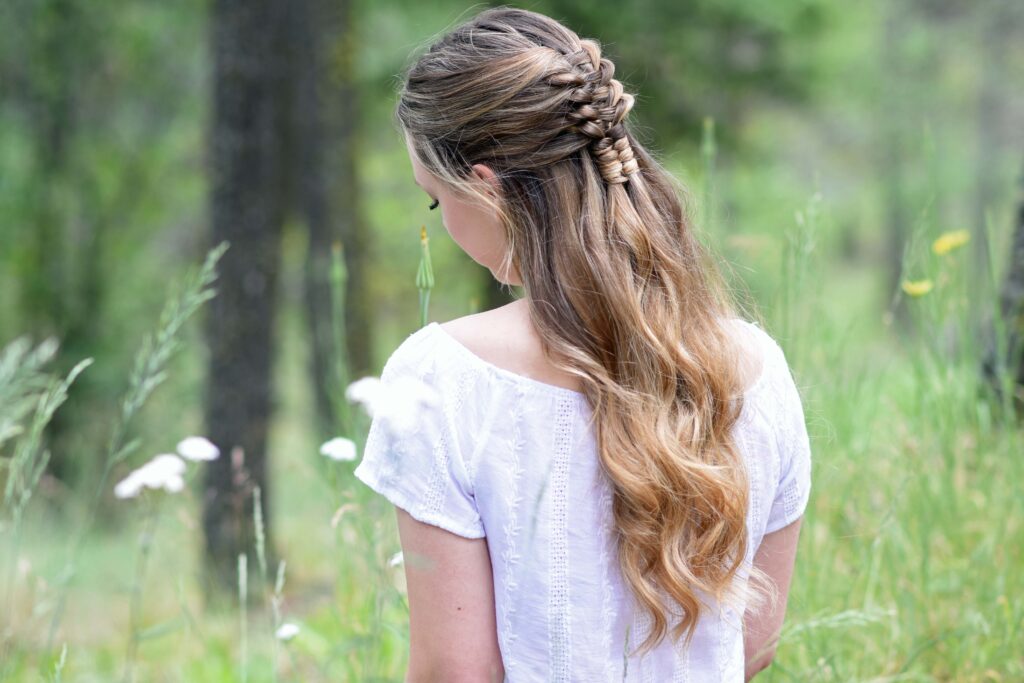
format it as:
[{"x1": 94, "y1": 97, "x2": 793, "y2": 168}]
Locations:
[
  {"x1": 353, "y1": 332, "x2": 486, "y2": 539},
  {"x1": 763, "y1": 343, "x2": 813, "y2": 534}
]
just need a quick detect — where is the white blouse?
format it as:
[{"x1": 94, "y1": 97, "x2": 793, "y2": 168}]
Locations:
[{"x1": 354, "y1": 317, "x2": 812, "y2": 682}]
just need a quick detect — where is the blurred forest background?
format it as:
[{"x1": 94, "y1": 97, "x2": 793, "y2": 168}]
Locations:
[{"x1": 1, "y1": 0, "x2": 1023, "y2": 680}]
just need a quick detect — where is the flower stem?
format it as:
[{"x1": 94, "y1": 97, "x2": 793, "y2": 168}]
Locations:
[{"x1": 122, "y1": 494, "x2": 160, "y2": 683}]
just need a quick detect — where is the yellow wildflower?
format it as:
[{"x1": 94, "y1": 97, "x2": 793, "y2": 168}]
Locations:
[
  {"x1": 901, "y1": 279, "x2": 934, "y2": 297},
  {"x1": 932, "y1": 229, "x2": 970, "y2": 255}
]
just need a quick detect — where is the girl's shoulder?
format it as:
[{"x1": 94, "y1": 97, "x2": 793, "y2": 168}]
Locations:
[
  {"x1": 727, "y1": 318, "x2": 809, "y2": 443},
  {"x1": 721, "y1": 317, "x2": 788, "y2": 397},
  {"x1": 380, "y1": 314, "x2": 800, "y2": 415},
  {"x1": 393, "y1": 305, "x2": 588, "y2": 401}
]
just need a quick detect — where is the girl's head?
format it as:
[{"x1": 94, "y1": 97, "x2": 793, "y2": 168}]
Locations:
[
  {"x1": 397, "y1": 6, "x2": 653, "y2": 294},
  {"x1": 405, "y1": 137, "x2": 521, "y2": 285},
  {"x1": 396, "y1": 6, "x2": 773, "y2": 655}
]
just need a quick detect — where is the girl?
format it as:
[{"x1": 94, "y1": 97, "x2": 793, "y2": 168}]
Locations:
[{"x1": 353, "y1": 6, "x2": 812, "y2": 681}]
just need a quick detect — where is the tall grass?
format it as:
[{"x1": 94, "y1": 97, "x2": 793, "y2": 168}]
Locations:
[
  {"x1": 761, "y1": 193, "x2": 1024, "y2": 680},
  {"x1": 0, "y1": 338, "x2": 92, "y2": 677},
  {"x1": 0, "y1": 242, "x2": 228, "y2": 679},
  {"x1": 2, "y1": 170, "x2": 1022, "y2": 682}
]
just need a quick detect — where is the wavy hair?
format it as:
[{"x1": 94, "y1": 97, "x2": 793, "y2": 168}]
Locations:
[{"x1": 395, "y1": 6, "x2": 776, "y2": 655}]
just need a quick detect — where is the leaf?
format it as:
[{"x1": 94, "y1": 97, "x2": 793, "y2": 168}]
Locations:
[{"x1": 137, "y1": 616, "x2": 185, "y2": 641}]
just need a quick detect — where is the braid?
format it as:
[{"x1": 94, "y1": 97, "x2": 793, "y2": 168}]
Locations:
[{"x1": 548, "y1": 39, "x2": 640, "y2": 185}]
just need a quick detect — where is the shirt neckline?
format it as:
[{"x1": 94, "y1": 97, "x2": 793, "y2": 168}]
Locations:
[
  {"x1": 425, "y1": 318, "x2": 770, "y2": 401},
  {"x1": 426, "y1": 321, "x2": 588, "y2": 401}
]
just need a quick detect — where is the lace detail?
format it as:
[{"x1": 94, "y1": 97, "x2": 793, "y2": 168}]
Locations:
[
  {"x1": 738, "y1": 429, "x2": 762, "y2": 559},
  {"x1": 499, "y1": 383, "x2": 530, "y2": 673},
  {"x1": 631, "y1": 602, "x2": 655, "y2": 683},
  {"x1": 597, "y1": 474, "x2": 616, "y2": 681},
  {"x1": 417, "y1": 355, "x2": 477, "y2": 523},
  {"x1": 466, "y1": 374, "x2": 502, "y2": 486},
  {"x1": 548, "y1": 397, "x2": 576, "y2": 679},
  {"x1": 672, "y1": 629, "x2": 691, "y2": 683},
  {"x1": 782, "y1": 470, "x2": 801, "y2": 518},
  {"x1": 716, "y1": 608, "x2": 729, "y2": 680}
]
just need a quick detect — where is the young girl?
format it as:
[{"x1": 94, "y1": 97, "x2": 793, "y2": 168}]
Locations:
[{"x1": 353, "y1": 7, "x2": 812, "y2": 681}]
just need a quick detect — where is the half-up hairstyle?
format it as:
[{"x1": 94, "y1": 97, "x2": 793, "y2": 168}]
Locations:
[{"x1": 395, "y1": 6, "x2": 775, "y2": 656}]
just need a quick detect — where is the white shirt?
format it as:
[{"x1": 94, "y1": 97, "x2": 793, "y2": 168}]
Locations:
[{"x1": 354, "y1": 317, "x2": 812, "y2": 682}]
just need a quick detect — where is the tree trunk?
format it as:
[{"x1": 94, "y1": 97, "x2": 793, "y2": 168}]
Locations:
[
  {"x1": 16, "y1": 0, "x2": 92, "y2": 490},
  {"x1": 981, "y1": 163, "x2": 1024, "y2": 419},
  {"x1": 296, "y1": 0, "x2": 374, "y2": 442},
  {"x1": 970, "y1": 4, "x2": 1010, "y2": 335},
  {"x1": 201, "y1": 0, "x2": 288, "y2": 601}
]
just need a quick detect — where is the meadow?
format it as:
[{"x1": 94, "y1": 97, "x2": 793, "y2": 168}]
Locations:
[
  {"x1": 2, "y1": 1, "x2": 1023, "y2": 680},
  {"x1": 2, "y1": 142, "x2": 1022, "y2": 680}
]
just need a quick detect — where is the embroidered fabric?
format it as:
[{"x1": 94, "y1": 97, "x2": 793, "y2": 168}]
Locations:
[{"x1": 353, "y1": 317, "x2": 813, "y2": 681}]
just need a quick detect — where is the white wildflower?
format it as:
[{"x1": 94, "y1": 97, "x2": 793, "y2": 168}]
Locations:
[
  {"x1": 275, "y1": 622, "x2": 299, "y2": 641},
  {"x1": 162, "y1": 474, "x2": 185, "y2": 493},
  {"x1": 320, "y1": 437, "x2": 357, "y2": 462},
  {"x1": 388, "y1": 551, "x2": 404, "y2": 568},
  {"x1": 346, "y1": 374, "x2": 440, "y2": 433},
  {"x1": 344, "y1": 376, "x2": 384, "y2": 415},
  {"x1": 114, "y1": 453, "x2": 188, "y2": 499},
  {"x1": 114, "y1": 474, "x2": 144, "y2": 499},
  {"x1": 176, "y1": 436, "x2": 220, "y2": 461}
]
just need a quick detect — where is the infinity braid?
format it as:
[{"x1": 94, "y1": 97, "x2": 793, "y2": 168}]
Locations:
[{"x1": 548, "y1": 39, "x2": 640, "y2": 185}]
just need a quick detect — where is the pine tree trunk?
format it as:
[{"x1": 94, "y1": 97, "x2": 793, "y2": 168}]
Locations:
[
  {"x1": 297, "y1": 0, "x2": 374, "y2": 441},
  {"x1": 201, "y1": 0, "x2": 288, "y2": 600}
]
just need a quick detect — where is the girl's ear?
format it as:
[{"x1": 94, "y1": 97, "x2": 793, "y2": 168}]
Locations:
[{"x1": 471, "y1": 164, "x2": 501, "y2": 199}]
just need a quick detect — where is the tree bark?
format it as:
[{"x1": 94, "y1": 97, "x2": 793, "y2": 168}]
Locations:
[
  {"x1": 970, "y1": 4, "x2": 1011, "y2": 335},
  {"x1": 15, "y1": 0, "x2": 97, "y2": 490},
  {"x1": 981, "y1": 163, "x2": 1024, "y2": 418},
  {"x1": 201, "y1": 0, "x2": 288, "y2": 600},
  {"x1": 296, "y1": 0, "x2": 374, "y2": 441}
]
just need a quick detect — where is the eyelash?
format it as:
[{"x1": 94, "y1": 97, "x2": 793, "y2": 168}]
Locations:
[{"x1": 428, "y1": 198, "x2": 439, "y2": 211}]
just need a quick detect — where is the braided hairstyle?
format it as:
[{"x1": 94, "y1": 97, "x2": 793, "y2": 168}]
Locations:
[
  {"x1": 554, "y1": 39, "x2": 640, "y2": 185},
  {"x1": 396, "y1": 6, "x2": 773, "y2": 656}
]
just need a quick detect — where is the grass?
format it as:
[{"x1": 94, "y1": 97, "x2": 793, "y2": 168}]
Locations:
[{"x1": 1, "y1": 188, "x2": 1022, "y2": 682}]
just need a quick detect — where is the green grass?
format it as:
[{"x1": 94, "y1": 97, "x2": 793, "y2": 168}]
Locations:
[{"x1": 1, "y1": 190, "x2": 1022, "y2": 682}]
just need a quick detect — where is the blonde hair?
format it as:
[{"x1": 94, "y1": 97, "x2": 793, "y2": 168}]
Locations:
[{"x1": 395, "y1": 6, "x2": 776, "y2": 656}]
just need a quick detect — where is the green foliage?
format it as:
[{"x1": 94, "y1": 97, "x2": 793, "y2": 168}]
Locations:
[
  {"x1": 2, "y1": 353, "x2": 92, "y2": 527},
  {"x1": 0, "y1": 337, "x2": 61, "y2": 454},
  {"x1": 1, "y1": 0, "x2": 1023, "y2": 680}
]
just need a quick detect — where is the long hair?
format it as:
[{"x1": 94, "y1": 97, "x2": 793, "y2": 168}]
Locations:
[{"x1": 395, "y1": 6, "x2": 775, "y2": 656}]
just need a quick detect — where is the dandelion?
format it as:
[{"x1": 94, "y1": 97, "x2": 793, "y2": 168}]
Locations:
[
  {"x1": 320, "y1": 437, "x2": 357, "y2": 462},
  {"x1": 176, "y1": 436, "x2": 220, "y2": 462},
  {"x1": 114, "y1": 453, "x2": 187, "y2": 499},
  {"x1": 388, "y1": 551, "x2": 404, "y2": 568},
  {"x1": 275, "y1": 622, "x2": 300, "y2": 642},
  {"x1": 417, "y1": 225, "x2": 435, "y2": 328},
  {"x1": 901, "y1": 279, "x2": 933, "y2": 298},
  {"x1": 932, "y1": 229, "x2": 970, "y2": 256}
]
